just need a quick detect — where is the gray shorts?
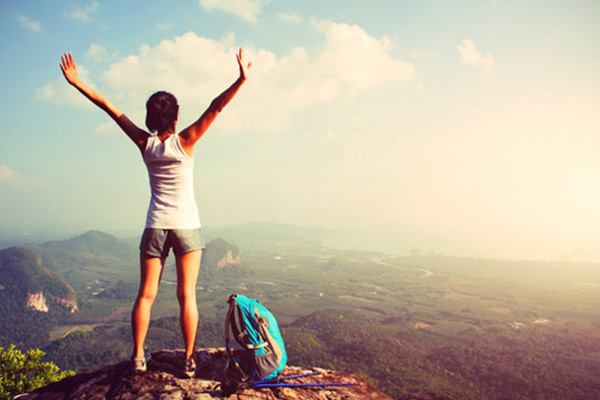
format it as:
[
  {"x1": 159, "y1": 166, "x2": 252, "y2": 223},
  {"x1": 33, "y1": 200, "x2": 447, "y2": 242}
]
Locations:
[{"x1": 139, "y1": 228, "x2": 206, "y2": 258}]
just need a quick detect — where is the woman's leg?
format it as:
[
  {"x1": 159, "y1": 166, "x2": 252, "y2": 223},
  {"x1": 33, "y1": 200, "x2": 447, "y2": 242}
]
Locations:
[
  {"x1": 175, "y1": 250, "x2": 202, "y2": 360},
  {"x1": 131, "y1": 253, "x2": 166, "y2": 358}
]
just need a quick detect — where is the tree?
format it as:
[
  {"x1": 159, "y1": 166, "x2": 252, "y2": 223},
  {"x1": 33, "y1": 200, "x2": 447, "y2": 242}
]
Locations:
[{"x1": 0, "y1": 344, "x2": 75, "y2": 400}]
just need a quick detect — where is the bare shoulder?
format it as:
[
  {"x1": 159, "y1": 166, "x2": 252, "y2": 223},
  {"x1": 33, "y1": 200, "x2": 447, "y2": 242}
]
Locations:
[{"x1": 177, "y1": 133, "x2": 194, "y2": 158}]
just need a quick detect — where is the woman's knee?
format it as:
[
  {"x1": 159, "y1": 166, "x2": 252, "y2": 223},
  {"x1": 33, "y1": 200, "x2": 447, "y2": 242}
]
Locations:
[
  {"x1": 176, "y1": 287, "x2": 196, "y2": 304},
  {"x1": 137, "y1": 287, "x2": 158, "y2": 303}
]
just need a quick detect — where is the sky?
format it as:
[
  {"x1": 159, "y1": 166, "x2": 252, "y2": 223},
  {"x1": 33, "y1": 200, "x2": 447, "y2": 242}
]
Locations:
[{"x1": 1, "y1": 0, "x2": 599, "y2": 261}]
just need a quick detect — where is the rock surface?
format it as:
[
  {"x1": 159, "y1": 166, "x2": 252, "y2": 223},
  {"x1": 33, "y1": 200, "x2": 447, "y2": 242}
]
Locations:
[
  {"x1": 18, "y1": 349, "x2": 393, "y2": 400},
  {"x1": 26, "y1": 292, "x2": 49, "y2": 312}
]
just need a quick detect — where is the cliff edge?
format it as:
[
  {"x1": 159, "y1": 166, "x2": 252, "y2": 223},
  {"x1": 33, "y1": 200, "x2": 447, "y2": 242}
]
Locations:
[{"x1": 17, "y1": 348, "x2": 394, "y2": 400}]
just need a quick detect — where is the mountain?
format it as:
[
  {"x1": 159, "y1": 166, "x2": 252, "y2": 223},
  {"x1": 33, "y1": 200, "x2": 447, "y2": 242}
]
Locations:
[
  {"x1": 0, "y1": 246, "x2": 77, "y2": 348},
  {"x1": 18, "y1": 348, "x2": 397, "y2": 400},
  {"x1": 200, "y1": 237, "x2": 243, "y2": 281},
  {"x1": 9, "y1": 227, "x2": 599, "y2": 399},
  {"x1": 0, "y1": 231, "x2": 244, "y2": 352},
  {"x1": 26, "y1": 230, "x2": 139, "y2": 291},
  {"x1": 27, "y1": 231, "x2": 243, "y2": 286},
  {"x1": 32, "y1": 230, "x2": 138, "y2": 273},
  {"x1": 40, "y1": 230, "x2": 136, "y2": 258},
  {"x1": 205, "y1": 222, "x2": 330, "y2": 249}
]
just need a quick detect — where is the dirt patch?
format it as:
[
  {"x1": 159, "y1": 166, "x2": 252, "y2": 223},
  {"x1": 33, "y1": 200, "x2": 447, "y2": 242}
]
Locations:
[
  {"x1": 445, "y1": 292, "x2": 477, "y2": 300},
  {"x1": 534, "y1": 318, "x2": 551, "y2": 325},
  {"x1": 413, "y1": 322, "x2": 432, "y2": 330},
  {"x1": 339, "y1": 294, "x2": 376, "y2": 303},
  {"x1": 487, "y1": 307, "x2": 511, "y2": 314}
]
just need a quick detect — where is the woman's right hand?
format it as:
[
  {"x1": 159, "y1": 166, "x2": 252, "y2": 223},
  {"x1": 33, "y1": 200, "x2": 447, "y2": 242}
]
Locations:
[{"x1": 60, "y1": 53, "x2": 80, "y2": 86}]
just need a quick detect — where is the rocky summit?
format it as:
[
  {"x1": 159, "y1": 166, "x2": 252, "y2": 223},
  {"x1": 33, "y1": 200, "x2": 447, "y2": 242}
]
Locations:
[{"x1": 18, "y1": 349, "x2": 393, "y2": 400}]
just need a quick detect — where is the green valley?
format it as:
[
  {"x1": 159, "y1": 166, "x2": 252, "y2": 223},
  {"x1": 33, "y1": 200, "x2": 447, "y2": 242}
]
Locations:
[{"x1": 1, "y1": 228, "x2": 599, "y2": 399}]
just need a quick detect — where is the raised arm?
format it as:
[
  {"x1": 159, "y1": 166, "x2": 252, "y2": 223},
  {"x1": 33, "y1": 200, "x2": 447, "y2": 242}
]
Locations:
[
  {"x1": 179, "y1": 48, "x2": 252, "y2": 154},
  {"x1": 60, "y1": 53, "x2": 148, "y2": 152}
]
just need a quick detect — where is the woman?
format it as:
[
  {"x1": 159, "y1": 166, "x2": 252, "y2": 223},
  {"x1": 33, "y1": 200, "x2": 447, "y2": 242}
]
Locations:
[{"x1": 60, "y1": 48, "x2": 251, "y2": 377}]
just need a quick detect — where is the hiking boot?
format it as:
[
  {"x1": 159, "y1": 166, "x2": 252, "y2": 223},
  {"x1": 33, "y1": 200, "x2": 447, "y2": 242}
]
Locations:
[
  {"x1": 131, "y1": 352, "x2": 151, "y2": 373},
  {"x1": 183, "y1": 355, "x2": 197, "y2": 378}
]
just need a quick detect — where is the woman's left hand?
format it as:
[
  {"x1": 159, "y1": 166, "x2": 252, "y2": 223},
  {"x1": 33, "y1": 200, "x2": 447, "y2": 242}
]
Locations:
[{"x1": 236, "y1": 47, "x2": 252, "y2": 81}]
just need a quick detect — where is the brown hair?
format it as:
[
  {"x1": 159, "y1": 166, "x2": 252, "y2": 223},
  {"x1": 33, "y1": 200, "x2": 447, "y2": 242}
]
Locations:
[{"x1": 145, "y1": 91, "x2": 179, "y2": 134}]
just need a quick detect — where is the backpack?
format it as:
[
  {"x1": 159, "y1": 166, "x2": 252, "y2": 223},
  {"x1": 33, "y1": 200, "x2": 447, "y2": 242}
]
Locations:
[{"x1": 222, "y1": 294, "x2": 287, "y2": 393}]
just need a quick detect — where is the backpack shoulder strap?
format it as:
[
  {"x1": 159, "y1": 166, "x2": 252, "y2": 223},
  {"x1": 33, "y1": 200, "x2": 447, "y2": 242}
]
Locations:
[
  {"x1": 254, "y1": 306, "x2": 284, "y2": 359},
  {"x1": 226, "y1": 294, "x2": 268, "y2": 350},
  {"x1": 225, "y1": 294, "x2": 247, "y2": 350}
]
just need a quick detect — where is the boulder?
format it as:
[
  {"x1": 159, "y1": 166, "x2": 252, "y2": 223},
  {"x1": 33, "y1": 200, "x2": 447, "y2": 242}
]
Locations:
[{"x1": 18, "y1": 348, "x2": 393, "y2": 400}]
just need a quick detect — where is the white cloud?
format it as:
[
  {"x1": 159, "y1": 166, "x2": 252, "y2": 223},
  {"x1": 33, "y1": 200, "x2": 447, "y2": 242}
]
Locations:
[
  {"x1": 0, "y1": 165, "x2": 24, "y2": 186},
  {"x1": 35, "y1": 64, "x2": 96, "y2": 107},
  {"x1": 158, "y1": 22, "x2": 172, "y2": 31},
  {"x1": 101, "y1": 33, "x2": 241, "y2": 110},
  {"x1": 85, "y1": 44, "x2": 116, "y2": 62},
  {"x1": 326, "y1": 131, "x2": 343, "y2": 143},
  {"x1": 457, "y1": 39, "x2": 495, "y2": 74},
  {"x1": 276, "y1": 11, "x2": 302, "y2": 24},
  {"x1": 94, "y1": 121, "x2": 119, "y2": 136},
  {"x1": 94, "y1": 110, "x2": 144, "y2": 137},
  {"x1": 69, "y1": 1, "x2": 99, "y2": 23},
  {"x1": 17, "y1": 14, "x2": 43, "y2": 34},
  {"x1": 38, "y1": 22, "x2": 417, "y2": 133},
  {"x1": 199, "y1": 0, "x2": 271, "y2": 23},
  {"x1": 315, "y1": 21, "x2": 417, "y2": 93}
]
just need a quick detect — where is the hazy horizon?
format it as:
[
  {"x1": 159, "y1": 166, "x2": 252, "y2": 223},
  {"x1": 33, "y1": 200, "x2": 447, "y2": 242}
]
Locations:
[{"x1": 1, "y1": 1, "x2": 599, "y2": 262}]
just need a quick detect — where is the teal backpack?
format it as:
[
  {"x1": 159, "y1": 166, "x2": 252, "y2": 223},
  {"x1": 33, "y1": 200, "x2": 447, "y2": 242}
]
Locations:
[{"x1": 222, "y1": 294, "x2": 287, "y2": 393}]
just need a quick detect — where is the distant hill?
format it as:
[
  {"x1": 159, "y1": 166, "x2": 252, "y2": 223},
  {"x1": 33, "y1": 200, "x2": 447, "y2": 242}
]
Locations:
[
  {"x1": 39, "y1": 230, "x2": 137, "y2": 260},
  {"x1": 26, "y1": 231, "x2": 139, "y2": 290},
  {"x1": 0, "y1": 246, "x2": 77, "y2": 348},
  {"x1": 0, "y1": 232, "x2": 245, "y2": 350},
  {"x1": 205, "y1": 222, "x2": 330, "y2": 249},
  {"x1": 29, "y1": 231, "x2": 243, "y2": 282},
  {"x1": 5, "y1": 231, "x2": 599, "y2": 400},
  {"x1": 200, "y1": 238, "x2": 243, "y2": 281}
]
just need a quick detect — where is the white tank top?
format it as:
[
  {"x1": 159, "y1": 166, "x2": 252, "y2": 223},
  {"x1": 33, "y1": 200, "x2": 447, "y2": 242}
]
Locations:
[{"x1": 143, "y1": 134, "x2": 201, "y2": 229}]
